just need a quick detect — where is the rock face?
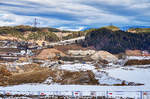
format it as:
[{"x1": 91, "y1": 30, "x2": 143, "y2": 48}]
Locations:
[
  {"x1": 36, "y1": 48, "x2": 66, "y2": 60},
  {"x1": 91, "y1": 51, "x2": 118, "y2": 63}
]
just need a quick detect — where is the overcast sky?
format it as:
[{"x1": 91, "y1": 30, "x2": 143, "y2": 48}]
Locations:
[{"x1": 0, "y1": 0, "x2": 150, "y2": 31}]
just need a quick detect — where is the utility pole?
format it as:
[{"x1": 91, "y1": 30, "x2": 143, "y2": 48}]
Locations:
[
  {"x1": 33, "y1": 18, "x2": 39, "y2": 28},
  {"x1": 32, "y1": 18, "x2": 40, "y2": 31}
]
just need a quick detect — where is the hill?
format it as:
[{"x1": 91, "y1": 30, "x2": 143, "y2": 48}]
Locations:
[
  {"x1": 100, "y1": 25, "x2": 120, "y2": 31},
  {"x1": 83, "y1": 28, "x2": 150, "y2": 54},
  {"x1": 0, "y1": 25, "x2": 60, "y2": 42}
]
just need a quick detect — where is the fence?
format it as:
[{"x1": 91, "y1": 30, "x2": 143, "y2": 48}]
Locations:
[{"x1": 0, "y1": 90, "x2": 150, "y2": 99}]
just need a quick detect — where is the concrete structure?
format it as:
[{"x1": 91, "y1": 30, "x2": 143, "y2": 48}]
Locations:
[{"x1": 68, "y1": 50, "x2": 96, "y2": 56}]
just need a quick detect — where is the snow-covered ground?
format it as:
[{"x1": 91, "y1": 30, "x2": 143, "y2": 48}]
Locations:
[
  {"x1": 0, "y1": 84, "x2": 148, "y2": 98},
  {"x1": 127, "y1": 56, "x2": 150, "y2": 60},
  {"x1": 59, "y1": 63, "x2": 95, "y2": 72},
  {"x1": 1, "y1": 63, "x2": 150, "y2": 98},
  {"x1": 105, "y1": 66, "x2": 150, "y2": 87},
  {"x1": 59, "y1": 63, "x2": 127, "y2": 85}
]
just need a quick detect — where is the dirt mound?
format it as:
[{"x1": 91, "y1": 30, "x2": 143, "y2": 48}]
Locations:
[
  {"x1": 47, "y1": 69, "x2": 98, "y2": 85},
  {"x1": 36, "y1": 48, "x2": 66, "y2": 60},
  {"x1": 61, "y1": 70, "x2": 98, "y2": 85},
  {"x1": 91, "y1": 51, "x2": 118, "y2": 63}
]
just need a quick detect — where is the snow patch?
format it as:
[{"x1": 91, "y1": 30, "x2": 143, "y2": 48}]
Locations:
[
  {"x1": 127, "y1": 56, "x2": 150, "y2": 60},
  {"x1": 59, "y1": 63, "x2": 95, "y2": 72}
]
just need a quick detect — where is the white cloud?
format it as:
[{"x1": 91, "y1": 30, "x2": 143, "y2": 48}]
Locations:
[
  {"x1": 0, "y1": 11, "x2": 75, "y2": 27},
  {"x1": 0, "y1": 12, "x2": 32, "y2": 26},
  {"x1": 58, "y1": 26, "x2": 85, "y2": 31},
  {"x1": 130, "y1": 3, "x2": 150, "y2": 9},
  {"x1": 0, "y1": 0, "x2": 150, "y2": 29}
]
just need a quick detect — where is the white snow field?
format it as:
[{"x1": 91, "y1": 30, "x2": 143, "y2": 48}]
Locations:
[
  {"x1": 1, "y1": 63, "x2": 150, "y2": 98},
  {"x1": 105, "y1": 66, "x2": 150, "y2": 87},
  {"x1": 59, "y1": 63, "x2": 126, "y2": 85},
  {"x1": 59, "y1": 63, "x2": 96, "y2": 72},
  {"x1": 127, "y1": 56, "x2": 150, "y2": 60}
]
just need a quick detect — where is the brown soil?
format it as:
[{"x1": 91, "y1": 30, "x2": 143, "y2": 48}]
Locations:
[
  {"x1": 0, "y1": 65, "x2": 143, "y2": 86},
  {"x1": 0, "y1": 66, "x2": 12, "y2": 86},
  {"x1": 61, "y1": 56, "x2": 93, "y2": 62},
  {"x1": 31, "y1": 49, "x2": 43, "y2": 56},
  {"x1": 61, "y1": 70, "x2": 98, "y2": 85},
  {"x1": 49, "y1": 69, "x2": 99, "y2": 85},
  {"x1": 0, "y1": 48, "x2": 20, "y2": 53},
  {"x1": 8, "y1": 68, "x2": 50, "y2": 85},
  {"x1": 0, "y1": 64, "x2": 99, "y2": 86},
  {"x1": 0, "y1": 64, "x2": 47, "y2": 86},
  {"x1": 125, "y1": 60, "x2": 150, "y2": 66},
  {"x1": 36, "y1": 48, "x2": 66, "y2": 60},
  {"x1": 17, "y1": 63, "x2": 41, "y2": 73}
]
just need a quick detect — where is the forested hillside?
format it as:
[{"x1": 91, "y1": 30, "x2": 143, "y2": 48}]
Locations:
[{"x1": 84, "y1": 28, "x2": 150, "y2": 54}]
